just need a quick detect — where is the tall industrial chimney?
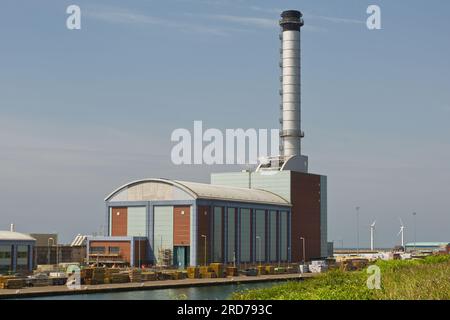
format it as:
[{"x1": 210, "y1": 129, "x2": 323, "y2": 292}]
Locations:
[{"x1": 279, "y1": 10, "x2": 304, "y2": 158}]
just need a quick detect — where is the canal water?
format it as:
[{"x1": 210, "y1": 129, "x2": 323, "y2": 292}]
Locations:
[{"x1": 27, "y1": 280, "x2": 286, "y2": 300}]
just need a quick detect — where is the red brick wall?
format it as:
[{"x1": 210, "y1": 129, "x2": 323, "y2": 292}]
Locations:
[
  {"x1": 291, "y1": 172, "x2": 322, "y2": 262},
  {"x1": 111, "y1": 207, "x2": 127, "y2": 236},
  {"x1": 90, "y1": 241, "x2": 131, "y2": 263},
  {"x1": 173, "y1": 206, "x2": 190, "y2": 246},
  {"x1": 133, "y1": 240, "x2": 148, "y2": 266}
]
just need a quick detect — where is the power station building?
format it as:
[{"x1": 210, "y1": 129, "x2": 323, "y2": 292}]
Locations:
[{"x1": 87, "y1": 10, "x2": 328, "y2": 268}]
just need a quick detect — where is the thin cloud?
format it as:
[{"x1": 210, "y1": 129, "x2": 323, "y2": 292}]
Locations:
[
  {"x1": 208, "y1": 14, "x2": 276, "y2": 28},
  {"x1": 84, "y1": 6, "x2": 230, "y2": 36},
  {"x1": 309, "y1": 14, "x2": 364, "y2": 24}
]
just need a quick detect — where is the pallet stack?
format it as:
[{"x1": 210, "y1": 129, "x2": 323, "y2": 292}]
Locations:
[
  {"x1": 3, "y1": 278, "x2": 26, "y2": 289},
  {"x1": 265, "y1": 266, "x2": 275, "y2": 275},
  {"x1": 257, "y1": 265, "x2": 266, "y2": 275},
  {"x1": 129, "y1": 269, "x2": 142, "y2": 283},
  {"x1": 226, "y1": 267, "x2": 238, "y2": 277},
  {"x1": 0, "y1": 276, "x2": 15, "y2": 289},
  {"x1": 187, "y1": 267, "x2": 200, "y2": 279},
  {"x1": 141, "y1": 272, "x2": 157, "y2": 281},
  {"x1": 110, "y1": 272, "x2": 129, "y2": 284},
  {"x1": 104, "y1": 269, "x2": 120, "y2": 284},
  {"x1": 210, "y1": 263, "x2": 225, "y2": 278}
]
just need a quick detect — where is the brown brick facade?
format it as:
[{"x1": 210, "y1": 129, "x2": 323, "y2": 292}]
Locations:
[
  {"x1": 197, "y1": 206, "x2": 210, "y2": 265},
  {"x1": 111, "y1": 207, "x2": 127, "y2": 236},
  {"x1": 291, "y1": 172, "x2": 322, "y2": 262},
  {"x1": 173, "y1": 206, "x2": 191, "y2": 246}
]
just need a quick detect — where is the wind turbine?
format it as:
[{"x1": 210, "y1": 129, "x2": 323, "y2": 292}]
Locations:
[
  {"x1": 398, "y1": 218, "x2": 405, "y2": 248},
  {"x1": 370, "y1": 221, "x2": 376, "y2": 251}
]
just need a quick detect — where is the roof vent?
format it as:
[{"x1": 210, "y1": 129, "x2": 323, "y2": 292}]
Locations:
[{"x1": 10, "y1": 224, "x2": 15, "y2": 232}]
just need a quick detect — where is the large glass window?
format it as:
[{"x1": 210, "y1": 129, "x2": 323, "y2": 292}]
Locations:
[
  {"x1": 91, "y1": 247, "x2": 105, "y2": 254},
  {"x1": 17, "y1": 245, "x2": 29, "y2": 266},
  {"x1": 213, "y1": 207, "x2": 223, "y2": 262},
  {"x1": 227, "y1": 208, "x2": 236, "y2": 263},
  {"x1": 240, "y1": 209, "x2": 251, "y2": 262},
  {"x1": 109, "y1": 247, "x2": 120, "y2": 254},
  {"x1": 0, "y1": 245, "x2": 12, "y2": 271},
  {"x1": 280, "y1": 211, "x2": 288, "y2": 261},
  {"x1": 255, "y1": 210, "x2": 266, "y2": 262},
  {"x1": 269, "y1": 211, "x2": 277, "y2": 261}
]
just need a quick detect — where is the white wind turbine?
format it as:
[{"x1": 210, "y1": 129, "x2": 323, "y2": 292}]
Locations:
[
  {"x1": 398, "y1": 218, "x2": 405, "y2": 248},
  {"x1": 370, "y1": 221, "x2": 376, "y2": 251}
]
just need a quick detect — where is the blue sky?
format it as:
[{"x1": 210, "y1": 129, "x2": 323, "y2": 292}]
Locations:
[{"x1": 0, "y1": 0, "x2": 449, "y2": 246}]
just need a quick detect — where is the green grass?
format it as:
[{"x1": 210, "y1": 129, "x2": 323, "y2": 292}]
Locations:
[{"x1": 231, "y1": 255, "x2": 450, "y2": 300}]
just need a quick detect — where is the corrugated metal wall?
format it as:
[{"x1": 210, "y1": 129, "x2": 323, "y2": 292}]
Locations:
[
  {"x1": 127, "y1": 207, "x2": 147, "y2": 236},
  {"x1": 153, "y1": 206, "x2": 173, "y2": 264}
]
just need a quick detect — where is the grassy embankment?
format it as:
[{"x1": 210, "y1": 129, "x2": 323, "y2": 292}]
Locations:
[{"x1": 232, "y1": 255, "x2": 450, "y2": 300}]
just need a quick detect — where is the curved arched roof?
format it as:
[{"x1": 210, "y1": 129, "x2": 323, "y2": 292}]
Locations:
[
  {"x1": 0, "y1": 231, "x2": 36, "y2": 241},
  {"x1": 105, "y1": 178, "x2": 290, "y2": 206}
]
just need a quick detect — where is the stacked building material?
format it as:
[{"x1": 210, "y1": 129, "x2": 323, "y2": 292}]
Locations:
[
  {"x1": 0, "y1": 276, "x2": 15, "y2": 289},
  {"x1": 50, "y1": 277, "x2": 67, "y2": 286},
  {"x1": 257, "y1": 265, "x2": 266, "y2": 275},
  {"x1": 209, "y1": 263, "x2": 225, "y2": 278},
  {"x1": 309, "y1": 260, "x2": 328, "y2": 273},
  {"x1": 199, "y1": 266, "x2": 210, "y2": 276},
  {"x1": 274, "y1": 267, "x2": 286, "y2": 274},
  {"x1": 110, "y1": 272, "x2": 129, "y2": 284},
  {"x1": 5, "y1": 278, "x2": 27, "y2": 289},
  {"x1": 226, "y1": 267, "x2": 238, "y2": 277},
  {"x1": 104, "y1": 269, "x2": 120, "y2": 284},
  {"x1": 129, "y1": 269, "x2": 142, "y2": 283},
  {"x1": 88, "y1": 268, "x2": 105, "y2": 285},
  {"x1": 141, "y1": 272, "x2": 157, "y2": 281},
  {"x1": 201, "y1": 271, "x2": 216, "y2": 279},
  {"x1": 28, "y1": 274, "x2": 51, "y2": 287},
  {"x1": 187, "y1": 267, "x2": 200, "y2": 279},
  {"x1": 265, "y1": 266, "x2": 275, "y2": 275}
]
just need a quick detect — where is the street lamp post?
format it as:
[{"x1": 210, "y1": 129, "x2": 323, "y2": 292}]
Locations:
[
  {"x1": 47, "y1": 238, "x2": 55, "y2": 265},
  {"x1": 201, "y1": 235, "x2": 207, "y2": 266},
  {"x1": 413, "y1": 212, "x2": 417, "y2": 252},
  {"x1": 300, "y1": 237, "x2": 306, "y2": 264},
  {"x1": 138, "y1": 234, "x2": 141, "y2": 269},
  {"x1": 356, "y1": 206, "x2": 360, "y2": 255}
]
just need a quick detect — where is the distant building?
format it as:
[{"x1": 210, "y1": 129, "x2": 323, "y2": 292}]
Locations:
[
  {"x1": 32, "y1": 233, "x2": 87, "y2": 266},
  {"x1": 405, "y1": 242, "x2": 450, "y2": 254},
  {"x1": 29, "y1": 234, "x2": 58, "y2": 247},
  {"x1": 0, "y1": 228, "x2": 35, "y2": 274}
]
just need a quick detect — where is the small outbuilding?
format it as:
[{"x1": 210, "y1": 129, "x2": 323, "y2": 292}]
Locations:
[{"x1": 0, "y1": 227, "x2": 36, "y2": 274}]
